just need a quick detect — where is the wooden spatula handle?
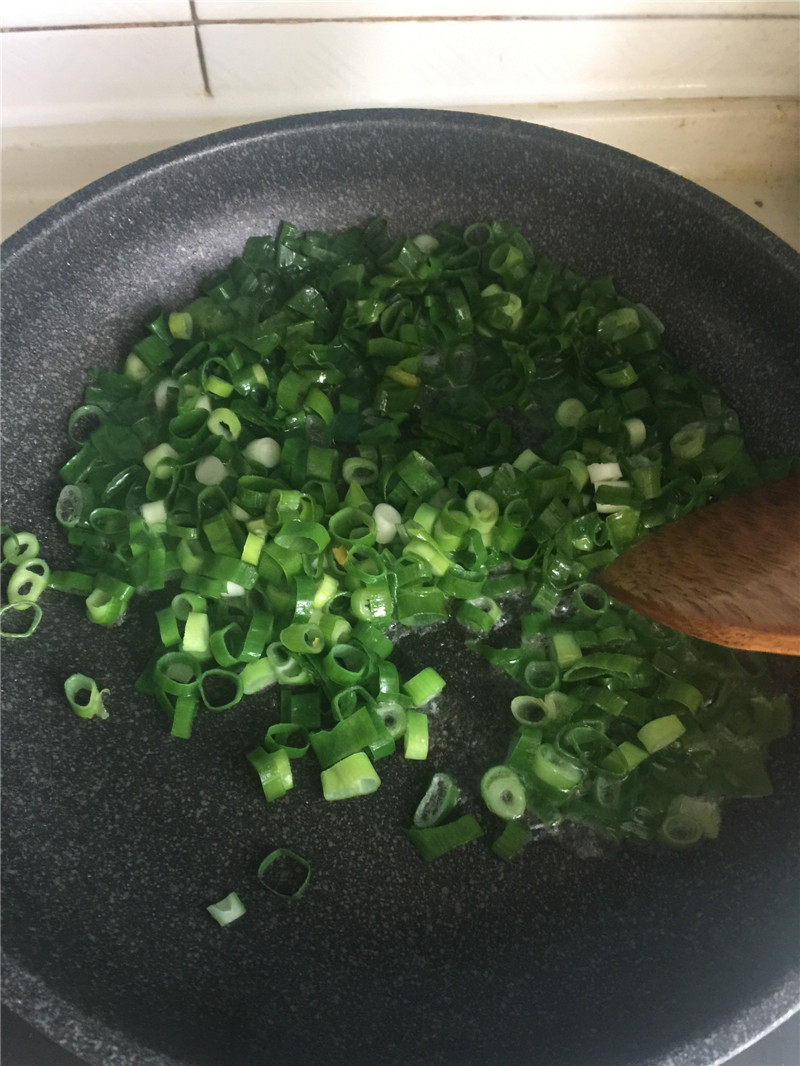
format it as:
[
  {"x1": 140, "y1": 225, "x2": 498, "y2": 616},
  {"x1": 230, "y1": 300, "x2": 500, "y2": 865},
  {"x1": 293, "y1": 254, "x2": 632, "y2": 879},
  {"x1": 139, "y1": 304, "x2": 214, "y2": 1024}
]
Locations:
[{"x1": 599, "y1": 475, "x2": 800, "y2": 656}]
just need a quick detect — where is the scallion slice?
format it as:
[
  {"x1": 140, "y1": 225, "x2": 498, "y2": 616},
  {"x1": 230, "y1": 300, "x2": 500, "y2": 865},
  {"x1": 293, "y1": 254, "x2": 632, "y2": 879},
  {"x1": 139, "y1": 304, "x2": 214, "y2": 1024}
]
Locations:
[
  {"x1": 13, "y1": 215, "x2": 787, "y2": 861},
  {"x1": 64, "y1": 673, "x2": 110, "y2": 720},
  {"x1": 257, "y1": 848, "x2": 311, "y2": 900},
  {"x1": 207, "y1": 891, "x2": 245, "y2": 927}
]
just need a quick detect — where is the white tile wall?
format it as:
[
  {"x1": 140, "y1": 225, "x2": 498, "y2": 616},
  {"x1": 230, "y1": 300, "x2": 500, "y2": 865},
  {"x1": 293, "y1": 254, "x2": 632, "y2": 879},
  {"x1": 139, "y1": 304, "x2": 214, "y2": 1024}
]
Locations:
[
  {"x1": 197, "y1": 17, "x2": 797, "y2": 113},
  {"x1": 1, "y1": 27, "x2": 202, "y2": 125},
  {"x1": 194, "y1": 1, "x2": 798, "y2": 18},
  {"x1": 0, "y1": 1, "x2": 191, "y2": 28},
  {"x1": 2, "y1": 5, "x2": 796, "y2": 129},
  {"x1": 2, "y1": 4, "x2": 798, "y2": 129}
]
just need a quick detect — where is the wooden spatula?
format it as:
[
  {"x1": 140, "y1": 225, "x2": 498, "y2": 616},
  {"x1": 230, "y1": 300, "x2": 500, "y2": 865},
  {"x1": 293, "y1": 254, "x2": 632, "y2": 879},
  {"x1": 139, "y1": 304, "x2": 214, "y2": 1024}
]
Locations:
[{"x1": 597, "y1": 475, "x2": 800, "y2": 656}]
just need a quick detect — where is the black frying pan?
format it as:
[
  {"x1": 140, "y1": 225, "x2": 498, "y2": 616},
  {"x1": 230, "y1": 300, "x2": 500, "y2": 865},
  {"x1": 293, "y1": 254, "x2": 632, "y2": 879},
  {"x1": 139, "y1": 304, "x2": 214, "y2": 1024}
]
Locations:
[{"x1": 2, "y1": 110, "x2": 798, "y2": 1066}]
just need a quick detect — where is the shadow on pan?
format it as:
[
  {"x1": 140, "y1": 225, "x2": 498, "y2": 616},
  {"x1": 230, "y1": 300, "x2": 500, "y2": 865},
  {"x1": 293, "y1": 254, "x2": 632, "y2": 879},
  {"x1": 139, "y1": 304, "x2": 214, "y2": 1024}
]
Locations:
[{"x1": 1, "y1": 110, "x2": 798, "y2": 1066}]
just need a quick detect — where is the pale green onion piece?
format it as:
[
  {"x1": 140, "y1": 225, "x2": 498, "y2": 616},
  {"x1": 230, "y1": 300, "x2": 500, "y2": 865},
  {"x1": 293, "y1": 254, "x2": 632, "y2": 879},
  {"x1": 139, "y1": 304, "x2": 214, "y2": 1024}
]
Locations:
[
  {"x1": 661, "y1": 679, "x2": 703, "y2": 714},
  {"x1": 668, "y1": 795, "x2": 720, "y2": 839},
  {"x1": 241, "y1": 532, "x2": 265, "y2": 566},
  {"x1": 555, "y1": 398, "x2": 587, "y2": 428},
  {"x1": 313, "y1": 573, "x2": 338, "y2": 609},
  {"x1": 670, "y1": 422, "x2": 707, "y2": 459},
  {"x1": 64, "y1": 673, "x2": 110, "y2": 720},
  {"x1": 403, "y1": 667, "x2": 445, "y2": 707},
  {"x1": 561, "y1": 456, "x2": 589, "y2": 490},
  {"x1": 637, "y1": 714, "x2": 686, "y2": 753},
  {"x1": 240, "y1": 657, "x2": 277, "y2": 694},
  {"x1": 141, "y1": 500, "x2": 168, "y2": 526},
  {"x1": 587, "y1": 461, "x2": 622, "y2": 485},
  {"x1": 481, "y1": 765, "x2": 526, "y2": 820},
  {"x1": 143, "y1": 443, "x2": 178, "y2": 478},
  {"x1": 207, "y1": 408, "x2": 241, "y2": 441},
  {"x1": 512, "y1": 449, "x2": 540, "y2": 472},
  {"x1": 342, "y1": 456, "x2": 379, "y2": 485},
  {"x1": 207, "y1": 892, "x2": 245, "y2": 926},
  {"x1": 153, "y1": 377, "x2": 177, "y2": 409},
  {"x1": 55, "y1": 485, "x2": 86, "y2": 528},
  {"x1": 624, "y1": 417, "x2": 647, "y2": 448},
  {"x1": 8, "y1": 559, "x2": 50, "y2": 605},
  {"x1": 373, "y1": 503, "x2": 402, "y2": 545},
  {"x1": 413, "y1": 772, "x2": 459, "y2": 828},
  {"x1": 229, "y1": 505, "x2": 250, "y2": 525},
  {"x1": 550, "y1": 632, "x2": 582, "y2": 668},
  {"x1": 168, "y1": 310, "x2": 193, "y2": 340},
  {"x1": 533, "y1": 743, "x2": 583, "y2": 792},
  {"x1": 124, "y1": 353, "x2": 149, "y2": 380},
  {"x1": 658, "y1": 814, "x2": 703, "y2": 848},
  {"x1": 466, "y1": 491, "x2": 500, "y2": 538},
  {"x1": 602, "y1": 741, "x2": 648, "y2": 772},
  {"x1": 374, "y1": 701, "x2": 408, "y2": 739},
  {"x1": 321, "y1": 751, "x2": 381, "y2": 800},
  {"x1": 510, "y1": 695, "x2": 546, "y2": 726},
  {"x1": 195, "y1": 455, "x2": 228, "y2": 485},
  {"x1": 243, "y1": 437, "x2": 281, "y2": 468},
  {"x1": 2, "y1": 531, "x2": 39, "y2": 565},
  {"x1": 404, "y1": 710, "x2": 429, "y2": 759},
  {"x1": 182, "y1": 612, "x2": 210, "y2": 658}
]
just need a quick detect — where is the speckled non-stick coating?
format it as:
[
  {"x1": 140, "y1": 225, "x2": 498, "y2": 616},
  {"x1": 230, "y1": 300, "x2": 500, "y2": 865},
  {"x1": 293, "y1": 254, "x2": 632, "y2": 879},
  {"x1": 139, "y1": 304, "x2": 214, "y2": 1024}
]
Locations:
[{"x1": 2, "y1": 110, "x2": 798, "y2": 1066}]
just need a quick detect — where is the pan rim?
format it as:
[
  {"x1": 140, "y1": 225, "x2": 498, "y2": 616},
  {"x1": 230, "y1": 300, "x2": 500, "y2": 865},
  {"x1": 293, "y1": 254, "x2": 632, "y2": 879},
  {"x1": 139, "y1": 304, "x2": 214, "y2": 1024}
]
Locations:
[
  {"x1": 1, "y1": 107, "x2": 798, "y2": 1066},
  {"x1": 2, "y1": 107, "x2": 799, "y2": 281}
]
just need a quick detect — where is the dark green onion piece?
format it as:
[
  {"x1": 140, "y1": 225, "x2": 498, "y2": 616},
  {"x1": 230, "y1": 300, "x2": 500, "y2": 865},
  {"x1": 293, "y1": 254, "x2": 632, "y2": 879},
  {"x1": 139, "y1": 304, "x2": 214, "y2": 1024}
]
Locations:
[
  {"x1": 247, "y1": 746, "x2": 293, "y2": 801},
  {"x1": 492, "y1": 820, "x2": 531, "y2": 861},
  {"x1": 257, "y1": 848, "x2": 312, "y2": 900},
  {"x1": 406, "y1": 814, "x2": 484, "y2": 861}
]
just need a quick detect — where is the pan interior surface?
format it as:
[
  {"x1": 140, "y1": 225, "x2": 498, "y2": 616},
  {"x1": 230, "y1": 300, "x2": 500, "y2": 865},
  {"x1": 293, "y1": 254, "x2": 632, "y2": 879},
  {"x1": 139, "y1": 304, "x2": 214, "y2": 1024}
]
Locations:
[{"x1": 1, "y1": 110, "x2": 798, "y2": 1066}]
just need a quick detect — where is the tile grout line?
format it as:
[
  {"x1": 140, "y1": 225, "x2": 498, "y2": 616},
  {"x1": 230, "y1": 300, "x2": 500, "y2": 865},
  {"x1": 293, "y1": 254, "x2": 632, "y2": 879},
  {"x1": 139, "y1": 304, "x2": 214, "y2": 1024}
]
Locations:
[
  {"x1": 1, "y1": 13, "x2": 798, "y2": 32},
  {"x1": 189, "y1": 1, "x2": 212, "y2": 98}
]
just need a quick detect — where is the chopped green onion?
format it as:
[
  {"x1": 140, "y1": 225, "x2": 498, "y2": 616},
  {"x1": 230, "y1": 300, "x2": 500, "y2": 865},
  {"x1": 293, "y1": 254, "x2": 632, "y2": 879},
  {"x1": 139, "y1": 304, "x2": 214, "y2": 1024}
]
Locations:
[
  {"x1": 406, "y1": 814, "x2": 484, "y2": 861},
  {"x1": 403, "y1": 667, "x2": 445, "y2": 707},
  {"x1": 320, "y1": 751, "x2": 381, "y2": 800},
  {"x1": 555, "y1": 398, "x2": 587, "y2": 428},
  {"x1": 492, "y1": 819, "x2": 531, "y2": 861},
  {"x1": 533, "y1": 744, "x2": 583, "y2": 793},
  {"x1": 8, "y1": 559, "x2": 50, "y2": 604},
  {"x1": 0, "y1": 599, "x2": 43, "y2": 639},
  {"x1": 481, "y1": 765, "x2": 526, "y2": 820},
  {"x1": 413, "y1": 772, "x2": 459, "y2": 828},
  {"x1": 670, "y1": 422, "x2": 707, "y2": 459},
  {"x1": 64, "y1": 673, "x2": 110, "y2": 719},
  {"x1": 207, "y1": 892, "x2": 245, "y2": 926},
  {"x1": 404, "y1": 710, "x2": 429, "y2": 760},
  {"x1": 23, "y1": 216, "x2": 787, "y2": 859},
  {"x1": 257, "y1": 848, "x2": 311, "y2": 900},
  {"x1": 637, "y1": 714, "x2": 686, "y2": 753},
  {"x1": 247, "y1": 746, "x2": 293, "y2": 801},
  {"x1": 2, "y1": 531, "x2": 39, "y2": 566}
]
